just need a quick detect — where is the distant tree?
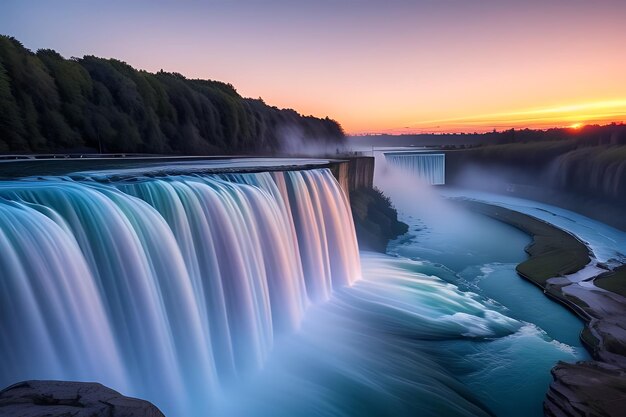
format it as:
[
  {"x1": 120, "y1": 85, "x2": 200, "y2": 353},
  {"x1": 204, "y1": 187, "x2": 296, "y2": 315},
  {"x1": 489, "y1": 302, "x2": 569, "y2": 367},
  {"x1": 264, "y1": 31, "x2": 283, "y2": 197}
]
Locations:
[
  {"x1": 0, "y1": 34, "x2": 346, "y2": 154},
  {"x1": 0, "y1": 59, "x2": 27, "y2": 150}
]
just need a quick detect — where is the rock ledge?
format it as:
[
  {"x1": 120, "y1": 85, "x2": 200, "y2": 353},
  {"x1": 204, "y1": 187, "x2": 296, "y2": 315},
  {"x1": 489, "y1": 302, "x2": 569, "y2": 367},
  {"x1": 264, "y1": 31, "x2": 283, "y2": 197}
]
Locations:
[
  {"x1": 0, "y1": 380, "x2": 165, "y2": 417},
  {"x1": 544, "y1": 361, "x2": 626, "y2": 417}
]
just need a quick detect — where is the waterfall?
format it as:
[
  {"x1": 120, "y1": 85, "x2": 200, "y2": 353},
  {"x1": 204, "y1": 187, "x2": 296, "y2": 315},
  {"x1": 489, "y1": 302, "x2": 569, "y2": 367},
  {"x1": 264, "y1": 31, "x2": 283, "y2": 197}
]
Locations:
[
  {"x1": 0, "y1": 167, "x2": 360, "y2": 416},
  {"x1": 385, "y1": 152, "x2": 446, "y2": 185},
  {"x1": 543, "y1": 147, "x2": 626, "y2": 201}
]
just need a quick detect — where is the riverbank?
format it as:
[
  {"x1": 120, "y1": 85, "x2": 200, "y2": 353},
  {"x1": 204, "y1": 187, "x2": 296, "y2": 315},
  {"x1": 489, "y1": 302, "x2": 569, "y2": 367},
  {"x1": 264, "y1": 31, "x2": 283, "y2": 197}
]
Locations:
[
  {"x1": 462, "y1": 200, "x2": 626, "y2": 417},
  {"x1": 350, "y1": 187, "x2": 408, "y2": 252}
]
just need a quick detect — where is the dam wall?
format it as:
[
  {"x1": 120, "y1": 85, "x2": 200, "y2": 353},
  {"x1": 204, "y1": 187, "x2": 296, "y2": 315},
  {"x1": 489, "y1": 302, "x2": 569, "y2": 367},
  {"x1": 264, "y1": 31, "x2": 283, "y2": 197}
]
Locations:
[{"x1": 329, "y1": 156, "x2": 375, "y2": 194}]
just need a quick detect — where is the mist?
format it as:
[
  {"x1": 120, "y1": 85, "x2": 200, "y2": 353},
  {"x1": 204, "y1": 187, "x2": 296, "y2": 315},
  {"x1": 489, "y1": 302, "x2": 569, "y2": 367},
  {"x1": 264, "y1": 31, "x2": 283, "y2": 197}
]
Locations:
[
  {"x1": 373, "y1": 152, "x2": 509, "y2": 253},
  {"x1": 446, "y1": 160, "x2": 626, "y2": 231},
  {"x1": 277, "y1": 124, "x2": 349, "y2": 157}
]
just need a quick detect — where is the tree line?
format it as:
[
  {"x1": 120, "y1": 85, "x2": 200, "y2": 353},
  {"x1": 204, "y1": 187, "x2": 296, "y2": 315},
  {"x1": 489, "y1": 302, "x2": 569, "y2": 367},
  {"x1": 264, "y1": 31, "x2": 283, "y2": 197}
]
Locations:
[
  {"x1": 353, "y1": 124, "x2": 626, "y2": 149},
  {"x1": 0, "y1": 35, "x2": 344, "y2": 154}
]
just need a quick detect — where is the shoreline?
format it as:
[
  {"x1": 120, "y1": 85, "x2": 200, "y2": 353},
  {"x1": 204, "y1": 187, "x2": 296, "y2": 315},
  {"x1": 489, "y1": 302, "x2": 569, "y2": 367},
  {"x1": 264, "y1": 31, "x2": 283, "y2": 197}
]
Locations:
[{"x1": 462, "y1": 200, "x2": 626, "y2": 416}]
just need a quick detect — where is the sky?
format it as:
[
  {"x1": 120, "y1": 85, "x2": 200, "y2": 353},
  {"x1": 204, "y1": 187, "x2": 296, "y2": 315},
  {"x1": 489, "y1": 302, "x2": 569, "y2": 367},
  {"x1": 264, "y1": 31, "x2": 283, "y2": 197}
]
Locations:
[{"x1": 2, "y1": 0, "x2": 626, "y2": 135}]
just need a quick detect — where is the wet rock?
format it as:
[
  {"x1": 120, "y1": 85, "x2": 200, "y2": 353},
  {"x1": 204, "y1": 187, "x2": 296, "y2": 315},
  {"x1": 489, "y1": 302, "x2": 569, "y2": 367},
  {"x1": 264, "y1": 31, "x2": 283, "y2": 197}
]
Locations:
[
  {"x1": 0, "y1": 380, "x2": 165, "y2": 417},
  {"x1": 350, "y1": 187, "x2": 408, "y2": 252},
  {"x1": 544, "y1": 361, "x2": 626, "y2": 417}
]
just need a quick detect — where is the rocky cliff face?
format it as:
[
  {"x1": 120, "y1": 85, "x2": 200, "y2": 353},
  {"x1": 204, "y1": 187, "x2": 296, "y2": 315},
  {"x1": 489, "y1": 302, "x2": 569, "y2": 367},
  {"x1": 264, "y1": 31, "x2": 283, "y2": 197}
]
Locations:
[
  {"x1": 546, "y1": 147, "x2": 626, "y2": 203},
  {"x1": 0, "y1": 380, "x2": 165, "y2": 417},
  {"x1": 445, "y1": 145, "x2": 626, "y2": 231},
  {"x1": 445, "y1": 145, "x2": 626, "y2": 205},
  {"x1": 350, "y1": 187, "x2": 408, "y2": 252},
  {"x1": 330, "y1": 156, "x2": 407, "y2": 252}
]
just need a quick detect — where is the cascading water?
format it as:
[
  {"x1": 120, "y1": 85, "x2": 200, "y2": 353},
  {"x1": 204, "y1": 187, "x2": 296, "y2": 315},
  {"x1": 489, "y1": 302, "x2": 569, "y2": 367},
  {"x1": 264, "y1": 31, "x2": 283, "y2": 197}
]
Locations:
[
  {"x1": 385, "y1": 152, "x2": 446, "y2": 185},
  {"x1": 368, "y1": 151, "x2": 589, "y2": 417},
  {"x1": 0, "y1": 167, "x2": 360, "y2": 416},
  {"x1": 543, "y1": 146, "x2": 626, "y2": 201},
  {"x1": 0, "y1": 159, "x2": 588, "y2": 417}
]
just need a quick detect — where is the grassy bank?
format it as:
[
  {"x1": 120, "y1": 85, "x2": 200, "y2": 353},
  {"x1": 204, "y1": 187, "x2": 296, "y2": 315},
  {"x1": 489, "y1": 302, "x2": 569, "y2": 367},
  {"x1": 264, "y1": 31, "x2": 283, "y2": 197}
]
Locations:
[
  {"x1": 460, "y1": 201, "x2": 591, "y2": 286},
  {"x1": 459, "y1": 200, "x2": 602, "y2": 352},
  {"x1": 463, "y1": 200, "x2": 626, "y2": 417},
  {"x1": 595, "y1": 265, "x2": 626, "y2": 299}
]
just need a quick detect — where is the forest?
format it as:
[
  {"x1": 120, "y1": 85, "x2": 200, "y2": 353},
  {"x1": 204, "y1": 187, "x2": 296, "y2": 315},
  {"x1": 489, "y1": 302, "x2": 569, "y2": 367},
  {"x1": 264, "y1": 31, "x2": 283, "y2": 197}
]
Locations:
[
  {"x1": 0, "y1": 35, "x2": 345, "y2": 154},
  {"x1": 352, "y1": 123, "x2": 626, "y2": 148}
]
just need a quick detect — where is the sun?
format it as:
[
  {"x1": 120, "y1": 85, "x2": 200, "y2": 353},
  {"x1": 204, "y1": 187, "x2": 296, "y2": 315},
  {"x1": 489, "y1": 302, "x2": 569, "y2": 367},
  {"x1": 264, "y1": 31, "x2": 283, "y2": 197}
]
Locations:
[{"x1": 569, "y1": 122, "x2": 584, "y2": 129}]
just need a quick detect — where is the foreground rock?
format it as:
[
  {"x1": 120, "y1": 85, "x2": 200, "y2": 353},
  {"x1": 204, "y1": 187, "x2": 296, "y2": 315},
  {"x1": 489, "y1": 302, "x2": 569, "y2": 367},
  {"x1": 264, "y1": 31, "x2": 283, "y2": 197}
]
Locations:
[
  {"x1": 545, "y1": 362, "x2": 626, "y2": 417},
  {"x1": 0, "y1": 380, "x2": 165, "y2": 417}
]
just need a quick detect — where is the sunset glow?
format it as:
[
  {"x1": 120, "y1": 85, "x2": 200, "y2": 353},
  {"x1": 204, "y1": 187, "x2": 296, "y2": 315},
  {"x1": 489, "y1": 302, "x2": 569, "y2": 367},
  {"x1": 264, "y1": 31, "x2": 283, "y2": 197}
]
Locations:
[
  {"x1": 377, "y1": 99, "x2": 626, "y2": 134},
  {"x1": 4, "y1": 0, "x2": 626, "y2": 135}
]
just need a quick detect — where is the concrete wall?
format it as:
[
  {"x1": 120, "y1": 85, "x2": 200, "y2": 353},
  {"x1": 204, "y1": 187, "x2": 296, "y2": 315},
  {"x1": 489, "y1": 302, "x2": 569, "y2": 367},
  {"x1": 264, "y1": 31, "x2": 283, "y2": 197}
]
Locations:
[{"x1": 329, "y1": 156, "x2": 375, "y2": 198}]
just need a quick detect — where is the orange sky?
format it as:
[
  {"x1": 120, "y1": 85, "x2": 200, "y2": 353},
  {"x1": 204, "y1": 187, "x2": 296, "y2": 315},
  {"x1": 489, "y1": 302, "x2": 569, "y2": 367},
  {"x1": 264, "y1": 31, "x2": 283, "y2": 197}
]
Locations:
[{"x1": 4, "y1": 0, "x2": 626, "y2": 134}]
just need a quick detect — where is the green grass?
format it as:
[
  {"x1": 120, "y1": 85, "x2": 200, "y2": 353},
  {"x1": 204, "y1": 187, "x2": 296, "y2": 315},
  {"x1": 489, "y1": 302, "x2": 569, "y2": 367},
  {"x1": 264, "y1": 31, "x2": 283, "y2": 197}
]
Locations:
[
  {"x1": 461, "y1": 201, "x2": 591, "y2": 286},
  {"x1": 595, "y1": 265, "x2": 626, "y2": 299}
]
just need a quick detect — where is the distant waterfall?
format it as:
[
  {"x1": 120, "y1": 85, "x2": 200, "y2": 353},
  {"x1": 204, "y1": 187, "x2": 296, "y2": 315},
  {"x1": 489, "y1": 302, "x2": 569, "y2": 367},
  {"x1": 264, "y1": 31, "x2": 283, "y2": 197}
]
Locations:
[
  {"x1": 543, "y1": 147, "x2": 626, "y2": 201},
  {"x1": 385, "y1": 152, "x2": 446, "y2": 185},
  {"x1": 0, "y1": 168, "x2": 360, "y2": 416}
]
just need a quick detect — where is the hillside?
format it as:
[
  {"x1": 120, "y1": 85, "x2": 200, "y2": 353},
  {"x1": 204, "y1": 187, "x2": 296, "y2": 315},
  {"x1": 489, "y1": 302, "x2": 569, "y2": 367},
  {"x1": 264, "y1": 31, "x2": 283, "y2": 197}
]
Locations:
[
  {"x1": 440, "y1": 125, "x2": 626, "y2": 229},
  {"x1": 445, "y1": 128, "x2": 626, "y2": 206},
  {"x1": 0, "y1": 35, "x2": 344, "y2": 154}
]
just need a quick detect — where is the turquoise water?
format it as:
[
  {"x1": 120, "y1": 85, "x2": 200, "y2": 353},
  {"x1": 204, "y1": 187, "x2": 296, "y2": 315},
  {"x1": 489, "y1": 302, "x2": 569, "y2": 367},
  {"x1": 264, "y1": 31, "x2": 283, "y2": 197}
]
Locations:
[
  {"x1": 0, "y1": 159, "x2": 592, "y2": 417},
  {"x1": 389, "y1": 210, "x2": 586, "y2": 348},
  {"x1": 441, "y1": 188, "x2": 626, "y2": 265},
  {"x1": 210, "y1": 201, "x2": 589, "y2": 417},
  {"x1": 376, "y1": 154, "x2": 589, "y2": 416},
  {"x1": 386, "y1": 209, "x2": 589, "y2": 416}
]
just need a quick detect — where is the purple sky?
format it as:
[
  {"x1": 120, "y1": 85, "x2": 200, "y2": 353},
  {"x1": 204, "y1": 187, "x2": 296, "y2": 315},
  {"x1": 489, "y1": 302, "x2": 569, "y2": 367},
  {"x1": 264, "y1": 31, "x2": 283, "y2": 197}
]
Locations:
[{"x1": 3, "y1": 0, "x2": 626, "y2": 133}]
